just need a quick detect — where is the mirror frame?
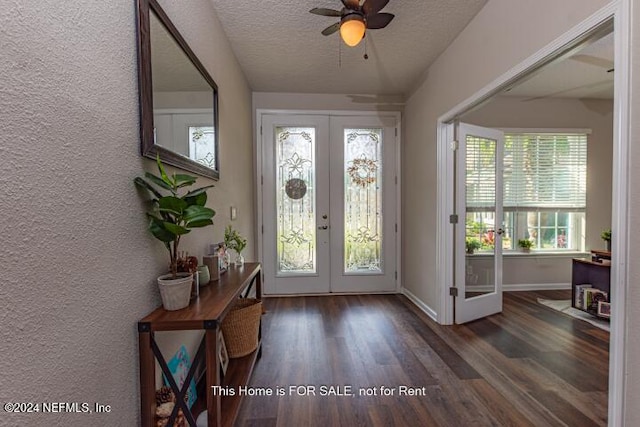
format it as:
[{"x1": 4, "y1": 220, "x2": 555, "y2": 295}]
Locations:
[{"x1": 136, "y1": 0, "x2": 220, "y2": 180}]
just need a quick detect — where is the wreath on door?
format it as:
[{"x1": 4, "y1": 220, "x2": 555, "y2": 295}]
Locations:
[{"x1": 347, "y1": 157, "x2": 378, "y2": 187}]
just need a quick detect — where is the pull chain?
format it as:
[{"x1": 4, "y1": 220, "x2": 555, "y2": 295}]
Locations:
[{"x1": 364, "y1": 35, "x2": 368, "y2": 60}]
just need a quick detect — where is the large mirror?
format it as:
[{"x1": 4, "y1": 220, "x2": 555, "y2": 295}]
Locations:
[{"x1": 137, "y1": 0, "x2": 219, "y2": 179}]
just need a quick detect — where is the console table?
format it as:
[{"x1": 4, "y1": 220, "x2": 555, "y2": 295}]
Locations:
[{"x1": 138, "y1": 262, "x2": 262, "y2": 427}]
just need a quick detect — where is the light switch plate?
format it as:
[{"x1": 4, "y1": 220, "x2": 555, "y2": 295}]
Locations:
[{"x1": 230, "y1": 206, "x2": 237, "y2": 220}]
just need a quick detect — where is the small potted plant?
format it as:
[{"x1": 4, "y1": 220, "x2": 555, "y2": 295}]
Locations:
[
  {"x1": 224, "y1": 225, "x2": 247, "y2": 267},
  {"x1": 465, "y1": 236, "x2": 482, "y2": 254},
  {"x1": 135, "y1": 156, "x2": 216, "y2": 310},
  {"x1": 601, "y1": 229, "x2": 612, "y2": 251},
  {"x1": 518, "y1": 238, "x2": 534, "y2": 253}
]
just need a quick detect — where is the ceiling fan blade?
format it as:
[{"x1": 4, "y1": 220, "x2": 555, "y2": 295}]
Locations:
[
  {"x1": 522, "y1": 80, "x2": 614, "y2": 102},
  {"x1": 570, "y1": 54, "x2": 614, "y2": 70},
  {"x1": 362, "y1": 0, "x2": 389, "y2": 16},
  {"x1": 309, "y1": 7, "x2": 342, "y2": 17},
  {"x1": 321, "y1": 22, "x2": 340, "y2": 36},
  {"x1": 366, "y1": 13, "x2": 394, "y2": 29},
  {"x1": 341, "y1": 0, "x2": 360, "y2": 10}
]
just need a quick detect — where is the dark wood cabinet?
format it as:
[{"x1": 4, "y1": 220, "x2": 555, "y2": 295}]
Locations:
[
  {"x1": 138, "y1": 263, "x2": 262, "y2": 427},
  {"x1": 571, "y1": 255, "x2": 610, "y2": 318}
]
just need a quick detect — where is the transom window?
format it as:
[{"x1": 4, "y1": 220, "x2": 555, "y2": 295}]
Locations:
[{"x1": 466, "y1": 132, "x2": 587, "y2": 252}]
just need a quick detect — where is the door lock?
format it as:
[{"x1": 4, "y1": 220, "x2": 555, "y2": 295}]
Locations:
[{"x1": 318, "y1": 225, "x2": 328, "y2": 230}]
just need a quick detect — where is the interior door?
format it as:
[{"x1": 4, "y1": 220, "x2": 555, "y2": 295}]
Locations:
[
  {"x1": 261, "y1": 114, "x2": 398, "y2": 295},
  {"x1": 455, "y1": 123, "x2": 504, "y2": 323},
  {"x1": 262, "y1": 115, "x2": 331, "y2": 294}
]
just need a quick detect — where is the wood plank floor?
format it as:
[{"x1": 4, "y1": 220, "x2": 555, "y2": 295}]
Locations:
[{"x1": 236, "y1": 291, "x2": 609, "y2": 426}]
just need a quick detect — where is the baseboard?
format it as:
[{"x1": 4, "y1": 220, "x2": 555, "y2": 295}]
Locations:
[
  {"x1": 465, "y1": 283, "x2": 571, "y2": 292},
  {"x1": 504, "y1": 283, "x2": 571, "y2": 291},
  {"x1": 401, "y1": 288, "x2": 438, "y2": 322}
]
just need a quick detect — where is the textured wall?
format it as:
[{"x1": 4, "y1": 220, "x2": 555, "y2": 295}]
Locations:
[
  {"x1": 402, "y1": 0, "x2": 611, "y2": 312},
  {"x1": 0, "y1": 0, "x2": 252, "y2": 425}
]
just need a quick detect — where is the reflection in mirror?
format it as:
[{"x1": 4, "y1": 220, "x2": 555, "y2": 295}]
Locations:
[
  {"x1": 150, "y1": 11, "x2": 215, "y2": 167},
  {"x1": 137, "y1": 0, "x2": 219, "y2": 179}
]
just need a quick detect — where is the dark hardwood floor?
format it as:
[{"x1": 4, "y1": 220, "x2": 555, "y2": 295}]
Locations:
[{"x1": 236, "y1": 291, "x2": 609, "y2": 426}]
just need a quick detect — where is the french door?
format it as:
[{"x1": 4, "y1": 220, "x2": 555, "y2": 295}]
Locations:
[
  {"x1": 261, "y1": 114, "x2": 398, "y2": 295},
  {"x1": 455, "y1": 123, "x2": 505, "y2": 323}
]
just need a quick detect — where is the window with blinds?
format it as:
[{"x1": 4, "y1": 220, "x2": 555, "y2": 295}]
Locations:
[
  {"x1": 466, "y1": 132, "x2": 587, "y2": 251},
  {"x1": 503, "y1": 133, "x2": 587, "y2": 210}
]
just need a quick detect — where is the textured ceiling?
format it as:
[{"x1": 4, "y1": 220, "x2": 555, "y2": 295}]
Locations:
[{"x1": 210, "y1": 0, "x2": 488, "y2": 95}]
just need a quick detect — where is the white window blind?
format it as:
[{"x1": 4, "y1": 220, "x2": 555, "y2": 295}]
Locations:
[
  {"x1": 466, "y1": 136, "x2": 497, "y2": 210},
  {"x1": 504, "y1": 133, "x2": 587, "y2": 209}
]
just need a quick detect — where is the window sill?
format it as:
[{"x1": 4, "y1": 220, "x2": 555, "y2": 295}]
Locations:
[{"x1": 467, "y1": 251, "x2": 589, "y2": 258}]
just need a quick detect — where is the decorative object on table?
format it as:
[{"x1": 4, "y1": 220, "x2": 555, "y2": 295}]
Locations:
[
  {"x1": 218, "y1": 330, "x2": 229, "y2": 376},
  {"x1": 177, "y1": 253, "x2": 200, "y2": 298},
  {"x1": 597, "y1": 301, "x2": 611, "y2": 318},
  {"x1": 517, "y1": 238, "x2": 534, "y2": 252},
  {"x1": 164, "y1": 345, "x2": 197, "y2": 409},
  {"x1": 214, "y1": 242, "x2": 229, "y2": 274},
  {"x1": 134, "y1": 155, "x2": 215, "y2": 311},
  {"x1": 221, "y1": 298, "x2": 262, "y2": 358},
  {"x1": 224, "y1": 225, "x2": 248, "y2": 267},
  {"x1": 202, "y1": 255, "x2": 220, "y2": 282},
  {"x1": 465, "y1": 236, "x2": 481, "y2": 254},
  {"x1": 601, "y1": 229, "x2": 611, "y2": 251},
  {"x1": 197, "y1": 265, "x2": 210, "y2": 287}
]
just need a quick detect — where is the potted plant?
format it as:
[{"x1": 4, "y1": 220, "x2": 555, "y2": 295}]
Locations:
[
  {"x1": 601, "y1": 229, "x2": 612, "y2": 251},
  {"x1": 465, "y1": 236, "x2": 482, "y2": 254},
  {"x1": 518, "y1": 238, "x2": 534, "y2": 253},
  {"x1": 135, "y1": 156, "x2": 216, "y2": 310},
  {"x1": 224, "y1": 225, "x2": 247, "y2": 267}
]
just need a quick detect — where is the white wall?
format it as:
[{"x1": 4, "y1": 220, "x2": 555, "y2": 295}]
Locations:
[
  {"x1": 402, "y1": 0, "x2": 611, "y2": 311},
  {"x1": 0, "y1": 0, "x2": 252, "y2": 425},
  {"x1": 462, "y1": 96, "x2": 613, "y2": 285}
]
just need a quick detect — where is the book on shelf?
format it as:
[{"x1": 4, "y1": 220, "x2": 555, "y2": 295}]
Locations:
[
  {"x1": 583, "y1": 288, "x2": 608, "y2": 313},
  {"x1": 575, "y1": 284, "x2": 592, "y2": 308}
]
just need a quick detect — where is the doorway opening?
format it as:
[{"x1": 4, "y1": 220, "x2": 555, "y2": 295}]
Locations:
[{"x1": 436, "y1": 6, "x2": 629, "y2": 425}]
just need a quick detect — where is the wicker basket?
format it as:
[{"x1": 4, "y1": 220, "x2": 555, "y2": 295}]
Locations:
[{"x1": 221, "y1": 298, "x2": 262, "y2": 358}]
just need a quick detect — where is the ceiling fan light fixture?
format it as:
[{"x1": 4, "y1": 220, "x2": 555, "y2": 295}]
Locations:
[{"x1": 340, "y1": 14, "x2": 365, "y2": 47}]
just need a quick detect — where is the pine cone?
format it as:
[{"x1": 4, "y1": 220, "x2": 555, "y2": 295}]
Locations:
[{"x1": 156, "y1": 386, "x2": 175, "y2": 406}]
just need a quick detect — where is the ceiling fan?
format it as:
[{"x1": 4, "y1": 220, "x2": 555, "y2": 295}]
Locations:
[{"x1": 310, "y1": 0, "x2": 394, "y2": 47}]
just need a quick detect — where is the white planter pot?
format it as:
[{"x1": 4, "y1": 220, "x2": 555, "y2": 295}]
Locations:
[{"x1": 157, "y1": 273, "x2": 193, "y2": 311}]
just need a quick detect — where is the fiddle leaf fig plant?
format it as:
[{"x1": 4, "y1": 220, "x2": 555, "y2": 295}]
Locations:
[{"x1": 134, "y1": 156, "x2": 216, "y2": 278}]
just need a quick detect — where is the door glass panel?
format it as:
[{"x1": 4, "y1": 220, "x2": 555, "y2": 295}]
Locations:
[
  {"x1": 276, "y1": 127, "x2": 316, "y2": 274},
  {"x1": 344, "y1": 128, "x2": 383, "y2": 273},
  {"x1": 465, "y1": 135, "x2": 497, "y2": 299},
  {"x1": 189, "y1": 126, "x2": 215, "y2": 168}
]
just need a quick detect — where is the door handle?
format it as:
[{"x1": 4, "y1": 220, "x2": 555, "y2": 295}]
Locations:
[{"x1": 318, "y1": 225, "x2": 328, "y2": 230}]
